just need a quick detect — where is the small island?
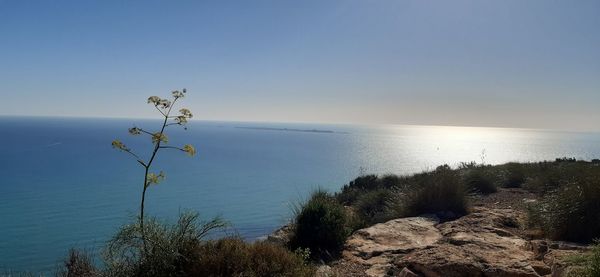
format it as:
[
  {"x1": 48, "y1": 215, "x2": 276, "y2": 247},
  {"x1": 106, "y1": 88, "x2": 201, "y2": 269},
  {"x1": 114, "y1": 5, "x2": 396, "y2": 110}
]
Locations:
[{"x1": 236, "y1": 126, "x2": 342, "y2": 134}]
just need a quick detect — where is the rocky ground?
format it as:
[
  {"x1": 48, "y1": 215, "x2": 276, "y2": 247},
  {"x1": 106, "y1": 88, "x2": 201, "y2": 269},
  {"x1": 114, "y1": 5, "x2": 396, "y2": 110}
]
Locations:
[{"x1": 328, "y1": 188, "x2": 590, "y2": 277}]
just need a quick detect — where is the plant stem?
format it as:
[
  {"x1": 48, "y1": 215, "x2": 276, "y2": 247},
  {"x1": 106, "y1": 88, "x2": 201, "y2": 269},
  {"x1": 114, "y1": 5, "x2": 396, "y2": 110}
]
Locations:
[
  {"x1": 141, "y1": 167, "x2": 149, "y2": 252},
  {"x1": 139, "y1": 98, "x2": 178, "y2": 253}
]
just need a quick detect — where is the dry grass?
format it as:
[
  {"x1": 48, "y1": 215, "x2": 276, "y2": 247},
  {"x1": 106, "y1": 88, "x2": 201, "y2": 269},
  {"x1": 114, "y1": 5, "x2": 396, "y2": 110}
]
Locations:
[{"x1": 188, "y1": 237, "x2": 314, "y2": 277}]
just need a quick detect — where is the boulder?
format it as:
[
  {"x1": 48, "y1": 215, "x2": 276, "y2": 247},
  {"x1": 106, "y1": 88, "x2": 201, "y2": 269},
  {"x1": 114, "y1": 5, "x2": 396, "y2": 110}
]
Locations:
[
  {"x1": 343, "y1": 215, "x2": 441, "y2": 276},
  {"x1": 401, "y1": 208, "x2": 540, "y2": 277},
  {"x1": 341, "y1": 207, "x2": 586, "y2": 277},
  {"x1": 345, "y1": 216, "x2": 441, "y2": 260}
]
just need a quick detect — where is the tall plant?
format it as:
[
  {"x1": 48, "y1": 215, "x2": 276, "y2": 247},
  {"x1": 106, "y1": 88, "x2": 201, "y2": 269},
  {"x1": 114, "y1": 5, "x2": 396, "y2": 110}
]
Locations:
[{"x1": 111, "y1": 89, "x2": 196, "y2": 245}]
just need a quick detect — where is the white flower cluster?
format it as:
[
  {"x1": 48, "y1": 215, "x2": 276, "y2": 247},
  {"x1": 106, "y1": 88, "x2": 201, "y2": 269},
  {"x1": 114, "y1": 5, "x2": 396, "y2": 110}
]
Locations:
[{"x1": 147, "y1": 96, "x2": 171, "y2": 109}]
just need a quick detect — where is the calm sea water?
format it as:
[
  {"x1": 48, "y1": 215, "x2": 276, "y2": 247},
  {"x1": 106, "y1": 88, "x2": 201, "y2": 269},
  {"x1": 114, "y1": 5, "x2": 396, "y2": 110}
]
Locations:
[{"x1": 1, "y1": 116, "x2": 599, "y2": 273}]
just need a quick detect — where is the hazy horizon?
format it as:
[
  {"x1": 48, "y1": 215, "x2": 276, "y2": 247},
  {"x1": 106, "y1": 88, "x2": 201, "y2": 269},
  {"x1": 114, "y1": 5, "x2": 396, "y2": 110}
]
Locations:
[
  {"x1": 1, "y1": 0, "x2": 599, "y2": 131},
  {"x1": 3, "y1": 114, "x2": 600, "y2": 134}
]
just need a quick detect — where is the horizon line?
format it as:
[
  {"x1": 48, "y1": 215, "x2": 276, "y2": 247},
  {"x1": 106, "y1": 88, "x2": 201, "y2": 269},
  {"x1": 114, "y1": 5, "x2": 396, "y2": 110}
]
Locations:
[{"x1": 1, "y1": 114, "x2": 598, "y2": 134}]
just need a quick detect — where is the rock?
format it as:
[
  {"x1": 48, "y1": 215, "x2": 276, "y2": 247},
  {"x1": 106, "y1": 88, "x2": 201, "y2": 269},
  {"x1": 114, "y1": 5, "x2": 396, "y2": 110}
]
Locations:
[
  {"x1": 398, "y1": 246, "x2": 485, "y2": 277},
  {"x1": 398, "y1": 267, "x2": 419, "y2": 277},
  {"x1": 548, "y1": 241, "x2": 588, "y2": 251},
  {"x1": 329, "y1": 186, "x2": 594, "y2": 277},
  {"x1": 526, "y1": 240, "x2": 549, "y2": 260},
  {"x1": 343, "y1": 215, "x2": 440, "y2": 276},
  {"x1": 365, "y1": 264, "x2": 394, "y2": 277},
  {"x1": 435, "y1": 210, "x2": 457, "y2": 221},
  {"x1": 395, "y1": 207, "x2": 540, "y2": 277},
  {"x1": 345, "y1": 216, "x2": 441, "y2": 260},
  {"x1": 530, "y1": 261, "x2": 551, "y2": 276},
  {"x1": 523, "y1": 198, "x2": 537, "y2": 204},
  {"x1": 343, "y1": 207, "x2": 569, "y2": 277},
  {"x1": 345, "y1": 215, "x2": 441, "y2": 261},
  {"x1": 315, "y1": 265, "x2": 334, "y2": 277},
  {"x1": 265, "y1": 224, "x2": 293, "y2": 246}
]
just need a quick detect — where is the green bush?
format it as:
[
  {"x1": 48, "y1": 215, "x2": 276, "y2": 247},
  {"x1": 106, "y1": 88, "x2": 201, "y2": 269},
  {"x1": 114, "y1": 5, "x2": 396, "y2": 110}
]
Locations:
[
  {"x1": 290, "y1": 190, "x2": 350, "y2": 261},
  {"x1": 354, "y1": 188, "x2": 394, "y2": 226},
  {"x1": 57, "y1": 212, "x2": 315, "y2": 277},
  {"x1": 400, "y1": 165, "x2": 468, "y2": 219},
  {"x1": 337, "y1": 174, "x2": 401, "y2": 205},
  {"x1": 463, "y1": 167, "x2": 497, "y2": 194},
  {"x1": 186, "y1": 237, "x2": 314, "y2": 277},
  {"x1": 504, "y1": 162, "x2": 525, "y2": 188},
  {"x1": 338, "y1": 167, "x2": 469, "y2": 222},
  {"x1": 102, "y1": 212, "x2": 226, "y2": 277},
  {"x1": 336, "y1": 175, "x2": 405, "y2": 227},
  {"x1": 527, "y1": 170, "x2": 600, "y2": 242},
  {"x1": 522, "y1": 163, "x2": 562, "y2": 193}
]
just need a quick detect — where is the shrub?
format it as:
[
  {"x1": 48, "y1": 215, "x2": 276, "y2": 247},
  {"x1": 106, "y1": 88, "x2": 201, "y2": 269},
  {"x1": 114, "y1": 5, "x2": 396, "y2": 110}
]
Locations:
[
  {"x1": 186, "y1": 237, "x2": 314, "y2": 277},
  {"x1": 400, "y1": 165, "x2": 468, "y2": 219},
  {"x1": 290, "y1": 190, "x2": 350, "y2": 261},
  {"x1": 354, "y1": 188, "x2": 394, "y2": 226},
  {"x1": 463, "y1": 167, "x2": 497, "y2": 194},
  {"x1": 102, "y1": 212, "x2": 226, "y2": 277},
  {"x1": 556, "y1": 157, "x2": 577, "y2": 163},
  {"x1": 527, "y1": 171, "x2": 600, "y2": 242},
  {"x1": 56, "y1": 249, "x2": 97, "y2": 277},
  {"x1": 504, "y1": 163, "x2": 526, "y2": 188},
  {"x1": 58, "y1": 213, "x2": 315, "y2": 277},
  {"x1": 337, "y1": 174, "x2": 401, "y2": 205},
  {"x1": 564, "y1": 241, "x2": 600, "y2": 277},
  {"x1": 522, "y1": 163, "x2": 563, "y2": 193}
]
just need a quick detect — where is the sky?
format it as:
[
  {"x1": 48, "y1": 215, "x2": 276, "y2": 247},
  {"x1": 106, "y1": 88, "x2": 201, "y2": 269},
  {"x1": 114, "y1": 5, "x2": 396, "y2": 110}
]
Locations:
[{"x1": 1, "y1": 0, "x2": 599, "y2": 131}]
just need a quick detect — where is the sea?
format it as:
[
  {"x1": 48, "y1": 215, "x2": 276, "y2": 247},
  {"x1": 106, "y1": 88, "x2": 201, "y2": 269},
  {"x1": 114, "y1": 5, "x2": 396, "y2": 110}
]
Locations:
[{"x1": 1, "y1": 116, "x2": 599, "y2": 273}]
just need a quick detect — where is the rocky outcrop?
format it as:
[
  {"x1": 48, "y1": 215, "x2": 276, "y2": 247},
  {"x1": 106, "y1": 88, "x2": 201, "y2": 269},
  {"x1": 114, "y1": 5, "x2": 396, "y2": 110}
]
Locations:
[
  {"x1": 344, "y1": 216, "x2": 442, "y2": 276},
  {"x1": 340, "y1": 207, "x2": 587, "y2": 277},
  {"x1": 265, "y1": 224, "x2": 293, "y2": 246}
]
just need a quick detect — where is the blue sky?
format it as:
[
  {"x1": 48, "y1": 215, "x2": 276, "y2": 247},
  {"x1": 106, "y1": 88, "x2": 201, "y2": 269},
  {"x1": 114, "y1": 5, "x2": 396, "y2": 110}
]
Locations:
[{"x1": 1, "y1": 0, "x2": 599, "y2": 130}]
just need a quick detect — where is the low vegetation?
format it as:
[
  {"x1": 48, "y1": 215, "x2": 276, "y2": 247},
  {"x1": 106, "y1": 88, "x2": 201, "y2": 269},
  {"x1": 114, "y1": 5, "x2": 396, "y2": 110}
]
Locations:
[
  {"x1": 399, "y1": 165, "x2": 468, "y2": 218},
  {"x1": 463, "y1": 165, "x2": 497, "y2": 194},
  {"x1": 337, "y1": 164, "x2": 469, "y2": 226},
  {"x1": 289, "y1": 190, "x2": 351, "y2": 261},
  {"x1": 564, "y1": 241, "x2": 600, "y2": 277},
  {"x1": 189, "y1": 238, "x2": 314, "y2": 277},
  {"x1": 56, "y1": 249, "x2": 96, "y2": 277},
  {"x1": 102, "y1": 212, "x2": 225, "y2": 276},
  {"x1": 287, "y1": 158, "x2": 600, "y2": 261},
  {"x1": 58, "y1": 212, "x2": 314, "y2": 277},
  {"x1": 503, "y1": 162, "x2": 526, "y2": 188},
  {"x1": 525, "y1": 160, "x2": 600, "y2": 243}
]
